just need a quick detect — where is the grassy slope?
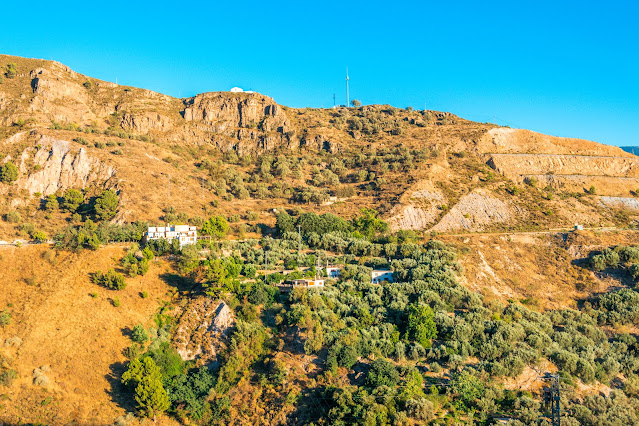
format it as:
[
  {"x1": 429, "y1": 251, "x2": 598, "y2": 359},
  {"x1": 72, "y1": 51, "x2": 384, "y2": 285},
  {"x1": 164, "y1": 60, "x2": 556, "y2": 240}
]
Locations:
[{"x1": 0, "y1": 245, "x2": 179, "y2": 425}]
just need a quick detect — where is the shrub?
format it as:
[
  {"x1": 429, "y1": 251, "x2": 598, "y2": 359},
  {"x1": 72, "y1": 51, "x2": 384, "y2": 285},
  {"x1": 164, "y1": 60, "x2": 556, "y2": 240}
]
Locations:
[
  {"x1": 0, "y1": 310, "x2": 11, "y2": 327},
  {"x1": 112, "y1": 296, "x2": 121, "y2": 307},
  {"x1": 4, "y1": 211, "x2": 21, "y2": 223},
  {"x1": 83, "y1": 80, "x2": 92, "y2": 89},
  {"x1": 32, "y1": 230, "x2": 47, "y2": 242},
  {"x1": 0, "y1": 161, "x2": 18, "y2": 183},
  {"x1": 131, "y1": 324, "x2": 149, "y2": 343},
  {"x1": 4, "y1": 63, "x2": 17, "y2": 79},
  {"x1": 92, "y1": 269, "x2": 126, "y2": 290},
  {"x1": 0, "y1": 369, "x2": 18, "y2": 386}
]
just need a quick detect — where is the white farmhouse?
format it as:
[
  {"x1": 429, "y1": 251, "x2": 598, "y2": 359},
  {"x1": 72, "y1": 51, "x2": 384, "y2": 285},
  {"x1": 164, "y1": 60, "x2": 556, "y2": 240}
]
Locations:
[
  {"x1": 291, "y1": 278, "x2": 325, "y2": 288},
  {"x1": 146, "y1": 224, "x2": 197, "y2": 249},
  {"x1": 372, "y1": 269, "x2": 395, "y2": 284}
]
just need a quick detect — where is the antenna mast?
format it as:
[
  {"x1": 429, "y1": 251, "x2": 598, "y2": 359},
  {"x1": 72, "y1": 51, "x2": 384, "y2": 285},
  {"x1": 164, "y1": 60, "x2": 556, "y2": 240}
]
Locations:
[{"x1": 346, "y1": 68, "x2": 350, "y2": 107}]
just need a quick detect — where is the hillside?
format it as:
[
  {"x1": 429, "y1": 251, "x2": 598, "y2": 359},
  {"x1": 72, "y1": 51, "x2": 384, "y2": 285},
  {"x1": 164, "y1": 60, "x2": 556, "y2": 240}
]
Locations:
[
  {"x1": 1, "y1": 54, "x2": 639, "y2": 243},
  {"x1": 3, "y1": 55, "x2": 639, "y2": 425}
]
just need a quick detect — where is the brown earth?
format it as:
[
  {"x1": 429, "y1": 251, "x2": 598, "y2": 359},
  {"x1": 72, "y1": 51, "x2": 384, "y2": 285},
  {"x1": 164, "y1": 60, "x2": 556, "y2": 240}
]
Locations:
[{"x1": 0, "y1": 244, "x2": 179, "y2": 425}]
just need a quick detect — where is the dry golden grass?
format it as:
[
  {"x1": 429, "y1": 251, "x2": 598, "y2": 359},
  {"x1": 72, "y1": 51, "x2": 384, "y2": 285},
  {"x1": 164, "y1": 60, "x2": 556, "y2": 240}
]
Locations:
[{"x1": 0, "y1": 244, "x2": 179, "y2": 425}]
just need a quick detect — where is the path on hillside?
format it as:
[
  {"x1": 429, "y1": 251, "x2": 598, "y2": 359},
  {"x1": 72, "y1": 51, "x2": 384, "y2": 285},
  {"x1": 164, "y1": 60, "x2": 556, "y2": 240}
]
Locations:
[{"x1": 440, "y1": 226, "x2": 625, "y2": 238}]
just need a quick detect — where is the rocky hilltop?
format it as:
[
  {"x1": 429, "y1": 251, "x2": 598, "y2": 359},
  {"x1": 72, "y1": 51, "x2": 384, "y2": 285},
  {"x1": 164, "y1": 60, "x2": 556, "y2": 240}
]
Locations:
[{"x1": 1, "y1": 54, "x2": 638, "y2": 239}]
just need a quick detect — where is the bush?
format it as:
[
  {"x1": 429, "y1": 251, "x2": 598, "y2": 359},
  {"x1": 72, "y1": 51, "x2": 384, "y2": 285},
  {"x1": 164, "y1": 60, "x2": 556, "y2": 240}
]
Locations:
[
  {"x1": 92, "y1": 269, "x2": 126, "y2": 290},
  {"x1": 32, "y1": 230, "x2": 48, "y2": 242},
  {"x1": 131, "y1": 324, "x2": 149, "y2": 343},
  {"x1": 0, "y1": 161, "x2": 18, "y2": 183},
  {"x1": 0, "y1": 310, "x2": 11, "y2": 327},
  {"x1": 0, "y1": 369, "x2": 18, "y2": 386},
  {"x1": 4, "y1": 63, "x2": 17, "y2": 79},
  {"x1": 4, "y1": 211, "x2": 21, "y2": 223}
]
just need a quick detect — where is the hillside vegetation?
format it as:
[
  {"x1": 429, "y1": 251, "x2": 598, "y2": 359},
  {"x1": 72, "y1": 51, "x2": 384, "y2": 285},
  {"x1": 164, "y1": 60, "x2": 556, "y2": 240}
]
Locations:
[{"x1": 2, "y1": 55, "x2": 639, "y2": 425}]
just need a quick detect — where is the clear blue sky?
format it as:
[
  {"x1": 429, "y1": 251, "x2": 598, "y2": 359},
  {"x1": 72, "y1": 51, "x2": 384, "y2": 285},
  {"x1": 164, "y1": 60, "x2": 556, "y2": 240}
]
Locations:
[{"x1": 1, "y1": 0, "x2": 638, "y2": 146}]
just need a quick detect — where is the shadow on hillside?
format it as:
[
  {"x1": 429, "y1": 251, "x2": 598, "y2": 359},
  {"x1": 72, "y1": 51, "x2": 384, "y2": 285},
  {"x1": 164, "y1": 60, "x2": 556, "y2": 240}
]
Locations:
[
  {"x1": 159, "y1": 272, "x2": 200, "y2": 293},
  {"x1": 286, "y1": 386, "x2": 331, "y2": 426},
  {"x1": 105, "y1": 361, "x2": 136, "y2": 412}
]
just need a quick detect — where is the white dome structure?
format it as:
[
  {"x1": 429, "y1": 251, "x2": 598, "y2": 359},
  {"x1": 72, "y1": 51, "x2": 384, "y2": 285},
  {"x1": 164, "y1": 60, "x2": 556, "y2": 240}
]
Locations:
[{"x1": 230, "y1": 87, "x2": 243, "y2": 93}]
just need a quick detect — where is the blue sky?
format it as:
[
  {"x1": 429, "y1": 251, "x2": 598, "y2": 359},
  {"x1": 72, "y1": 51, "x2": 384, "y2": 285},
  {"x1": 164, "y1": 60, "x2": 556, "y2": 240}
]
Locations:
[{"x1": 1, "y1": 1, "x2": 637, "y2": 146}]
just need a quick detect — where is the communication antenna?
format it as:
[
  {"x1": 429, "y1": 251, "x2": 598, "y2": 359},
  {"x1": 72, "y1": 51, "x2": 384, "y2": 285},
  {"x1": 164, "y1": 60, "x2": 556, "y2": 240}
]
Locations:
[
  {"x1": 333, "y1": 93, "x2": 336, "y2": 108},
  {"x1": 345, "y1": 68, "x2": 350, "y2": 107}
]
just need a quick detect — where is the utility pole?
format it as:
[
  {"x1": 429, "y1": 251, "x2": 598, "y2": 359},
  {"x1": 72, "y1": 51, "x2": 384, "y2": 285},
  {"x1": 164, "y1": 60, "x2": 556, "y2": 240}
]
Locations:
[
  {"x1": 346, "y1": 68, "x2": 350, "y2": 107},
  {"x1": 297, "y1": 225, "x2": 302, "y2": 260},
  {"x1": 543, "y1": 374, "x2": 561, "y2": 426}
]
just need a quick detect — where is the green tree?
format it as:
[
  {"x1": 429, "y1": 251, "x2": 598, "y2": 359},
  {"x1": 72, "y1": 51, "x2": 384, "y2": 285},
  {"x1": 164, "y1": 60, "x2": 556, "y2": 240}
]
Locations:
[
  {"x1": 122, "y1": 357, "x2": 170, "y2": 419},
  {"x1": 276, "y1": 211, "x2": 295, "y2": 235},
  {"x1": 201, "y1": 215, "x2": 229, "y2": 239},
  {"x1": 131, "y1": 324, "x2": 149, "y2": 343},
  {"x1": 365, "y1": 359, "x2": 399, "y2": 388},
  {"x1": 94, "y1": 189, "x2": 119, "y2": 220},
  {"x1": 0, "y1": 162, "x2": 18, "y2": 183},
  {"x1": 62, "y1": 189, "x2": 85, "y2": 212},
  {"x1": 44, "y1": 194, "x2": 59, "y2": 211},
  {"x1": 449, "y1": 370, "x2": 485, "y2": 408},
  {"x1": 351, "y1": 99, "x2": 362, "y2": 107},
  {"x1": 351, "y1": 208, "x2": 388, "y2": 238},
  {"x1": 406, "y1": 304, "x2": 436, "y2": 348}
]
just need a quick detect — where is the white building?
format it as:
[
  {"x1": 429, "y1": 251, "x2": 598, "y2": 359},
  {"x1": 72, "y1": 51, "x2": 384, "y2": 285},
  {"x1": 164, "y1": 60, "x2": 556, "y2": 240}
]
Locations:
[
  {"x1": 372, "y1": 269, "x2": 395, "y2": 284},
  {"x1": 146, "y1": 224, "x2": 197, "y2": 248},
  {"x1": 291, "y1": 278, "x2": 325, "y2": 288},
  {"x1": 326, "y1": 266, "x2": 341, "y2": 279}
]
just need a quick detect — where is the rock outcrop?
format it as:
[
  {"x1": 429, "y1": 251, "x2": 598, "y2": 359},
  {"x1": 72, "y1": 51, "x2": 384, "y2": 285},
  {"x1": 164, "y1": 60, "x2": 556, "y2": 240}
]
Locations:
[
  {"x1": 388, "y1": 188, "x2": 445, "y2": 231},
  {"x1": 173, "y1": 298, "x2": 234, "y2": 365},
  {"x1": 182, "y1": 92, "x2": 292, "y2": 153},
  {"x1": 431, "y1": 189, "x2": 513, "y2": 232},
  {"x1": 13, "y1": 134, "x2": 116, "y2": 197}
]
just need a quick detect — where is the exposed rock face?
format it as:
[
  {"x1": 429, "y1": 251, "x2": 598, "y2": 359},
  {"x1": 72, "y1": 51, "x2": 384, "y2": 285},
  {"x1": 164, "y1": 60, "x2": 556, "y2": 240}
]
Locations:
[
  {"x1": 183, "y1": 92, "x2": 290, "y2": 132},
  {"x1": 388, "y1": 189, "x2": 445, "y2": 231},
  {"x1": 431, "y1": 189, "x2": 513, "y2": 232},
  {"x1": 599, "y1": 196, "x2": 639, "y2": 210},
  {"x1": 29, "y1": 65, "x2": 96, "y2": 124},
  {"x1": 488, "y1": 153, "x2": 639, "y2": 178},
  {"x1": 120, "y1": 111, "x2": 172, "y2": 133},
  {"x1": 182, "y1": 92, "x2": 291, "y2": 153},
  {"x1": 14, "y1": 135, "x2": 116, "y2": 196},
  {"x1": 173, "y1": 298, "x2": 234, "y2": 365}
]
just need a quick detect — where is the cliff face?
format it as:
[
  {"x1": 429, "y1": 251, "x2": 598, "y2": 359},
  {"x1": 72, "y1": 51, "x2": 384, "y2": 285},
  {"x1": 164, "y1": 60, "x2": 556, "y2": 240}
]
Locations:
[
  {"x1": 4, "y1": 132, "x2": 116, "y2": 197},
  {"x1": 182, "y1": 92, "x2": 292, "y2": 153}
]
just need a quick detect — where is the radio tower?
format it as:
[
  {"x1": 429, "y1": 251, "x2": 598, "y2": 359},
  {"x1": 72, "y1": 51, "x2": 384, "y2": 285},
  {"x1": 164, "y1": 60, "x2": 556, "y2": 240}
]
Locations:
[{"x1": 346, "y1": 68, "x2": 350, "y2": 107}]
